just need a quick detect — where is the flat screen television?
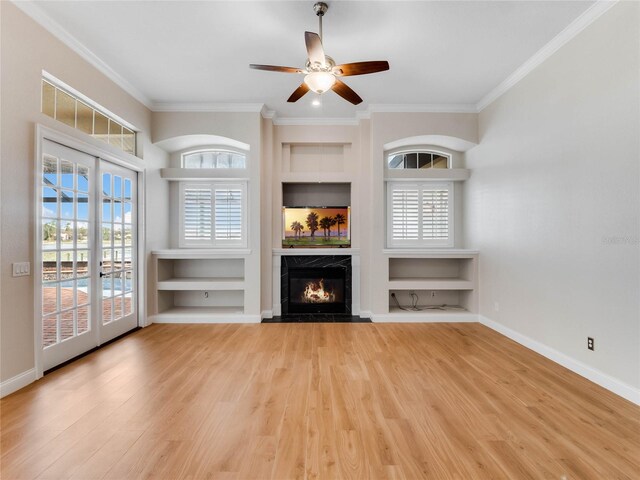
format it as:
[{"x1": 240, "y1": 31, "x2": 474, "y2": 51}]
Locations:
[{"x1": 283, "y1": 206, "x2": 350, "y2": 248}]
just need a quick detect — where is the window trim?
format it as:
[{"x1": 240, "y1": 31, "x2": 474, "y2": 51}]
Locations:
[
  {"x1": 178, "y1": 181, "x2": 248, "y2": 249},
  {"x1": 386, "y1": 148, "x2": 452, "y2": 170},
  {"x1": 386, "y1": 181, "x2": 454, "y2": 248},
  {"x1": 181, "y1": 148, "x2": 248, "y2": 169}
]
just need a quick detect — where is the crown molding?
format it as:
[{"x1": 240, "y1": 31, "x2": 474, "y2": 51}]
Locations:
[
  {"x1": 261, "y1": 107, "x2": 276, "y2": 119},
  {"x1": 12, "y1": 0, "x2": 153, "y2": 109},
  {"x1": 366, "y1": 104, "x2": 479, "y2": 114},
  {"x1": 272, "y1": 117, "x2": 361, "y2": 126},
  {"x1": 476, "y1": 0, "x2": 618, "y2": 111},
  {"x1": 151, "y1": 102, "x2": 265, "y2": 113}
]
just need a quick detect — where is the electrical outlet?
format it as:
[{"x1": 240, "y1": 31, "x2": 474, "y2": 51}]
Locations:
[
  {"x1": 587, "y1": 337, "x2": 594, "y2": 351},
  {"x1": 431, "y1": 291, "x2": 436, "y2": 297},
  {"x1": 12, "y1": 262, "x2": 30, "y2": 277}
]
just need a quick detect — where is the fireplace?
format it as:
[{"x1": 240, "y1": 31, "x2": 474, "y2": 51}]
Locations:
[
  {"x1": 289, "y1": 267, "x2": 345, "y2": 314},
  {"x1": 281, "y1": 256, "x2": 352, "y2": 315}
]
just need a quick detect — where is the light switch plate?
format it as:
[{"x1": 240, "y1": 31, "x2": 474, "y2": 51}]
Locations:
[{"x1": 12, "y1": 262, "x2": 30, "y2": 277}]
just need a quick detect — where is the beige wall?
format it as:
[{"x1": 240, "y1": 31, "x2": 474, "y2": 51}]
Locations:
[
  {"x1": 464, "y1": 2, "x2": 640, "y2": 388},
  {"x1": 0, "y1": 3, "x2": 169, "y2": 382}
]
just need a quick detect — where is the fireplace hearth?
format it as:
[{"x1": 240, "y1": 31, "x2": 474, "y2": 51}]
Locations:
[{"x1": 281, "y1": 256, "x2": 352, "y2": 316}]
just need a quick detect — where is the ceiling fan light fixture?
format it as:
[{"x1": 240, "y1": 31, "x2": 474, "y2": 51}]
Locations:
[{"x1": 304, "y1": 71, "x2": 336, "y2": 94}]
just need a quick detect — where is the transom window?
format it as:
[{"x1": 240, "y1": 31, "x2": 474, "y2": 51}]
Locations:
[
  {"x1": 387, "y1": 151, "x2": 450, "y2": 169},
  {"x1": 387, "y1": 181, "x2": 454, "y2": 247},
  {"x1": 41, "y1": 77, "x2": 136, "y2": 156},
  {"x1": 182, "y1": 150, "x2": 247, "y2": 169}
]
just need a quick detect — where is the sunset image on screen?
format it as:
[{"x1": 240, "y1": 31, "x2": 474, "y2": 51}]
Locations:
[{"x1": 283, "y1": 207, "x2": 350, "y2": 247}]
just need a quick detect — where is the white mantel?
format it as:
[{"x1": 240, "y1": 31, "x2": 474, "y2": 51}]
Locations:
[{"x1": 271, "y1": 248, "x2": 362, "y2": 317}]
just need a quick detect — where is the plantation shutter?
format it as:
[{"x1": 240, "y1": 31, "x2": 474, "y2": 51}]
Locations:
[
  {"x1": 214, "y1": 186, "x2": 243, "y2": 241},
  {"x1": 391, "y1": 187, "x2": 419, "y2": 240},
  {"x1": 422, "y1": 186, "x2": 449, "y2": 240},
  {"x1": 387, "y1": 182, "x2": 453, "y2": 247},
  {"x1": 180, "y1": 182, "x2": 246, "y2": 247},
  {"x1": 183, "y1": 186, "x2": 212, "y2": 242}
]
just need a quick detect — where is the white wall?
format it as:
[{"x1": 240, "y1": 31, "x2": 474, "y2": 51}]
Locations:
[
  {"x1": 0, "y1": 2, "x2": 169, "y2": 383},
  {"x1": 464, "y1": 2, "x2": 640, "y2": 389}
]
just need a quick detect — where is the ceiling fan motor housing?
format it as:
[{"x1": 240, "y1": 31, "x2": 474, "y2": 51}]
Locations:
[{"x1": 313, "y1": 2, "x2": 328, "y2": 17}]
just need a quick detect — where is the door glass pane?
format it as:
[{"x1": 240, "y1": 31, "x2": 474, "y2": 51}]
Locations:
[
  {"x1": 77, "y1": 166, "x2": 89, "y2": 192},
  {"x1": 102, "y1": 249, "x2": 112, "y2": 273},
  {"x1": 43, "y1": 315, "x2": 58, "y2": 347},
  {"x1": 60, "y1": 160, "x2": 74, "y2": 188},
  {"x1": 102, "y1": 173, "x2": 111, "y2": 195},
  {"x1": 60, "y1": 310, "x2": 75, "y2": 341},
  {"x1": 77, "y1": 222, "x2": 89, "y2": 249},
  {"x1": 60, "y1": 222, "x2": 75, "y2": 249},
  {"x1": 113, "y1": 296, "x2": 123, "y2": 320},
  {"x1": 60, "y1": 250, "x2": 74, "y2": 280},
  {"x1": 124, "y1": 179, "x2": 132, "y2": 200},
  {"x1": 43, "y1": 156, "x2": 58, "y2": 185},
  {"x1": 43, "y1": 284, "x2": 58, "y2": 315},
  {"x1": 76, "y1": 250, "x2": 89, "y2": 277},
  {"x1": 60, "y1": 280, "x2": 75, "y2": 310},
  {"x1": 42, "y1": 219, "x2": 58, "y2": 250},
  {"x1": 43, "y1": 187, "x2": 58, "y2": 218},
  {"x1": 77, "y1": 193, "x2": 89, "y2": 220},
  {"x1": 43, "y1": 251, "x2": 58, "y2": 283},
  {"x1": 60, "y1": 192, "x2": 74, "y2": 219},
  {"x1": 77, "y1": 305, "x2": 89, "y2": 334},
  {"x1": 124, "y1": 292, "x2": 133, "y2": 315},
  {"x1": 102, "y1": 298, "x2": 113, "y2": 324}
]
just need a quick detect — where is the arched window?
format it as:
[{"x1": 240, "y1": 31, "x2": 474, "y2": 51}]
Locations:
[
  {"x1": 387, "y1": 150, "x2": 450, "y2": 169},
  {"x1": 182, "y1": 149, "x2": 247, "y2": 169}
]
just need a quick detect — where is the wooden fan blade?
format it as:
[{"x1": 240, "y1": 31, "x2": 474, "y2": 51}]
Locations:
[
  {"x1": 305, "y1": 31, "x2": 326, "y2": 66},
  {"x1": 287, "y1": 83, "x2": 310, "y2": 103},
  {"x1": 250, "y1": 64, "x2": 303, "y2": 74},
  {"x1": 332, "y1": 78, "x2": 363, "y2": 105},
  {"x1": 333, "y1": 61, "x2": 390, "y2": 76}
]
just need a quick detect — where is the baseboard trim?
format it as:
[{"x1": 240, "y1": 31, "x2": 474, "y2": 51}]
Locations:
[
  {"x1": 0, "y1": 368, "x2": 37, "y2": 398},
  {"x1": 261, "y1": 310, "x2": 273, "y2": 320},
  {"x1": 373, "y1": 312, "x2": 478, "y2": 323},
  {"x1": 150, "y1": 314, "x2": 261, "y2": 324},
  {"x1": 359, "y1": 310, "x2": 373, "y2": 319},
  {"x1": 479, "y1": 315, "x2": 640, "y2": 406}
]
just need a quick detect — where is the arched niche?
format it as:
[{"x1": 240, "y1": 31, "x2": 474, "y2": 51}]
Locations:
[
  {"x1": 383, "y1": 135, "x2": 476, "y2": 153},
  {"x1": 155, "y1": 134, "x2": 250, "y2": 154}
]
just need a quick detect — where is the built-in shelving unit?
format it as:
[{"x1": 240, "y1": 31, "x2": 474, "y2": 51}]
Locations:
[
  {"x1": 379, "y1": 250, "x2": 478, "y2": 322},
  {"x1": 151, "y1": 250, "x2": 256, "y2": 323}
]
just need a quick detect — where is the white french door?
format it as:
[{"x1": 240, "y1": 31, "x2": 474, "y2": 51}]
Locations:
[
  {"x1": 39, "y1": 139, "x2": 138, "y2": 371},
  {"x1": 98, "y1": 162, "x2": 137, "y2": 342}
]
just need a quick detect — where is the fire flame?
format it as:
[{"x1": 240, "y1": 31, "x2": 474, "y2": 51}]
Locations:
[{"x1": 302, "y1": 279, "x2": 335, "y2": 303}]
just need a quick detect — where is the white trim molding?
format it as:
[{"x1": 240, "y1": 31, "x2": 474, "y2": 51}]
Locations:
[
  {"x1": 0, "y1": 369, "x2": 37, "y2": 398},
  {"x1": 12, "y1": 0, "x2": 152, "y2": 108},
  {"x1": 152, "y1": 103, "x2": 265, "y2": 113},
  {"x1": 476, "y1": 0, "x2": 619, "y2": 111},
  {"x1": 373, "y1": 313, "x2": 478, "y2": 323},
  {"x1": 479, "y1": 315, "x2": 640, "y2": 406},
  {"x1": 272, "y1": 116, "x2": 361, "y2": 126}
]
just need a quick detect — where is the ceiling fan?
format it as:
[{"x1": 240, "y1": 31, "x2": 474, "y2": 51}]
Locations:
[{"x1": 250, "y1": 2, "x2": 389, "y2": 105}]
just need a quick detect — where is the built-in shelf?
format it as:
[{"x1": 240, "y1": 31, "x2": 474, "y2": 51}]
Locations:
[
  {"x1": 157, "y1": 278, "x2": 245, "y2": 290},
  {"x1": 151, "y1": 251, "x2": 249, "y2": 323},
  {"x1": 386, "y1": 253, "x2": 479, "y2": 317},
  {"x1": 388, "y1": 277, "x2": 474, "y2": 290},
  {"x1": 280, "y1": 172, "x2": 355, "y2": 184},
  {"x1": 273, "y1": 248, "x2": 360, "y2": 256}
]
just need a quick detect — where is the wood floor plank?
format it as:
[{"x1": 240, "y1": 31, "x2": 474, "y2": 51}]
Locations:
[{"x1": 2, "y1": 323, "x2": 638, "y2": 479}]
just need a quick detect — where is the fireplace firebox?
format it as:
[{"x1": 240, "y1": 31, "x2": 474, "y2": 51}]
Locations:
[
  {"x1": 288, "y1": 267, "x2": 345, "y2": 314},
  {"x1": 281, "y1": 255, "x2": 352, "y2": 316}
]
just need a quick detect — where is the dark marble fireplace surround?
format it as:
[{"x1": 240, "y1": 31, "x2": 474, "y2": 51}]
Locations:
[{"x1": 281, "y1": 255, "x2": 352, "y2": 316}]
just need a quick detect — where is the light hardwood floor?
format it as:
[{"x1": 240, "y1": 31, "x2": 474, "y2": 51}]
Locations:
[{"x1": 1, "y1": 323, "x2": 639, "y2": 479}]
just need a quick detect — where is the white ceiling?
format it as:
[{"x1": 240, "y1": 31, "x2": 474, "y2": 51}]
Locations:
[{"x1": 28, "y1": 0, "x2": 595, "y2": 118}]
